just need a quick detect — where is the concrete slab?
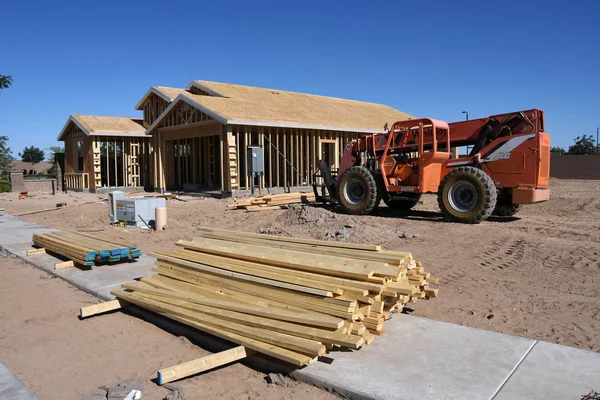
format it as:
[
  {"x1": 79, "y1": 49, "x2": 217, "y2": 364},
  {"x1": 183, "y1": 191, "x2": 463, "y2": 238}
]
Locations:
[
  {"x1": 293, "y1": 314, "x2": 536, "y2": 400},
  {"x1": 0, "y1": 362, "x2": 38, "y2": 400},
  {"x1": 0, "y1": 212, "x2": 55, "y2": 245},
  {"x1": 495, "y1": 341, "x2": 600, "y2": 399}
]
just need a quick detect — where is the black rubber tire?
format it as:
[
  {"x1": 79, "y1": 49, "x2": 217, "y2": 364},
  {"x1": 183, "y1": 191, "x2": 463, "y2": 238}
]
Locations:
[
  {"x1": 437, "y1": 166, "x2": 497, "y2": 224},
  {"x1": 383, "y1": 193, "x2": 422, "y2": 210},
  {"x1": 493, "y1": 189, "x2": 522, "y2": 216},
  {"x1": 337, "y1": 166, "x2": 378, "y2": 215}
]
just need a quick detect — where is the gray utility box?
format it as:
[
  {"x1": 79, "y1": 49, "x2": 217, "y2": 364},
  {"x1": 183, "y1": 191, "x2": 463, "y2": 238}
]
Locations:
[
  {"x1": 115, "y1": 197, "x2": 166, "y2": 229},
  {"x1": 247, "y1": 146, "x2": 264, "y2": 174},
  {"x1": 108, "y1": 190, "x2": 126, "y2": 224}
]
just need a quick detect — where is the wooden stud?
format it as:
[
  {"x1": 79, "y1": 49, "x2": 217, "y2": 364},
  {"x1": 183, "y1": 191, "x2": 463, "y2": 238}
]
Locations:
[
  {"x1": 26, "y1": 248, "x2": 46, "y2": 256},
  {"x1": 79, "y1": 299, "x2": 124, "y2": 318},
  {"x1": 54, "y1": 260, "x2": 75, "y2": 270},
  {"x1": 157, "y1": 346, "x2": 247, "y2": 385}
]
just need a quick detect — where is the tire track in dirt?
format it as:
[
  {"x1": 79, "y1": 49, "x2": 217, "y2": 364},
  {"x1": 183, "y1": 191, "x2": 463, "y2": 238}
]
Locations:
[{"x1": 479, "y1": 237, "x2": 525, "y2": 271}]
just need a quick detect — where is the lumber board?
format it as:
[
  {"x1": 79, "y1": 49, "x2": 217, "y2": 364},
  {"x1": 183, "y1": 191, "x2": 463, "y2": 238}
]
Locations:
[
  {"x1": 154, "y1": 264, "x2": 357, "y2": 313},
  {"x1": 153, "y1": 253, "x2": 334, "y2": 297},
  {"x1": 79, "y1": 299, "x2": 124, "y2": 318},
  {"x1": 137, "y1": 289, "x2": 362, "y2": 349},
  {"x1": 153, "y1": 266, "x2": 359, "y2": 319},
  {"x1": 175, "y1": 238, "x2": 375, "y2": 280},
  {"x1": 121, "y1": 281, "x2": 343, "y2": 329},
  {"x1": 15, "y1": 199, "x2": 106, "y2": 216},
  {"x1": 191, "y1": 230, "x2": 406, "y2": 265},
  {"x1": 26, "y1": 248, "x2": 46, "y2": 256},
  {"x1": 54, "y1": 260, "x2": 75, "y2": 270},
  {"x1": 113, "y1": 290, "x2": 315, "y2": 366},
  {"x1": 166, "y1": 250, "x2": 345, "y2": 294},
  {"x1": 158, "y1": 346, "x2": 247, "y2": 385},
  {"x1": 195, "y1": 227, "x2": 381, "y2": 251},
  {"x1": 176, "y1": 249, "x2": 380, "y2": 293}
]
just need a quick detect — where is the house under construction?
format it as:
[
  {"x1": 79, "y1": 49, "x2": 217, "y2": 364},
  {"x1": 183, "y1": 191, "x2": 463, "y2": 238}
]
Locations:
[{"x1": 59, "y1": 80, "x2": 412, "y2": 195}]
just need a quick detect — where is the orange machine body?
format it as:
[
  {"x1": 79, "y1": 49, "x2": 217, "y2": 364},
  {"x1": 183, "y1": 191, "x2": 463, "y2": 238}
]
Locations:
[{"x1": 337, "y1": 109, "x2": 550, "y2": 204}]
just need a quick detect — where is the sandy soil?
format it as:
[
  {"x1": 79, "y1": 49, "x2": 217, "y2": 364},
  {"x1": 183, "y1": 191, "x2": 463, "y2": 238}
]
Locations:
[
  {"x1": 0, "y1": 254, "x2": 337, "y2": 400},
  {"x1": 1, "y1": 178, "x2": 599, "y2": 356}
]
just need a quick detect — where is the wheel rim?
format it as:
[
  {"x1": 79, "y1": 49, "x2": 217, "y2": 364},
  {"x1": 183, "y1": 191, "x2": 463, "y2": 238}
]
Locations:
[
  {"x1": 448, "y1": 181, "x2": 478, "y2": 213},
  {"x1": 343, "y1": 178, "x2": 366, "y2": 206}
]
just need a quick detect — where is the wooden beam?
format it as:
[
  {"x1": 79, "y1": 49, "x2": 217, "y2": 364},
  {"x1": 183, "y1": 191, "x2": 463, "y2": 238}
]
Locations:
[
  {"x1": 153, "y1": 252, "x2": 337, "y2": 297},
  {"x1": 79, "y1": 299, "x2": 124, "y2": 318},
  {"x1": 195, "y1": 227, "x2": 382, "y2": 251},
  {"x1": 26, "y1": 248, "x2": 46, "y2": 256},
  {"x1": 112, "y1": 290, "x2": 315, "y2": 366},
  {"x1": 157, "y1": 346, "x2": 247, "y2": 385},
  {"x1": 173, "y1": 238, "x2": 375, "y2": 280},
  {"x1": 54, "y1": 260, "x2": 75, "y2": 270}
]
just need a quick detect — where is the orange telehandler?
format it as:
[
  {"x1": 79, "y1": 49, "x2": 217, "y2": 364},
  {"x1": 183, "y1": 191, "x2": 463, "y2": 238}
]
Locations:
[{"x1": 314, "y1": 109, "x2": 550, "y2": 223}]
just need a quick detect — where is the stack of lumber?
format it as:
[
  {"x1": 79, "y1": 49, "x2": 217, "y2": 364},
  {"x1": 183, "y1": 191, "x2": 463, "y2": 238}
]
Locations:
[
  {"x1": 111, "y1": 227, "x2": 438, "y2": 366},
  {"x1": 229, "y1": 192, "x2": 315, "y2": 211},
  {"x1": 32, "y1": 231, "x2": 141, "y2": 267}
]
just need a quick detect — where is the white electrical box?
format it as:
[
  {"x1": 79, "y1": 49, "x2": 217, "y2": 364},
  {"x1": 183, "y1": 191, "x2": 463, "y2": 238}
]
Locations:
[
  {"x1": 108, "y1": 190, "x2": 125, "y2": 223},
  {"x1": 115, "y1": 198, "x2": 166, "y2": 229}
]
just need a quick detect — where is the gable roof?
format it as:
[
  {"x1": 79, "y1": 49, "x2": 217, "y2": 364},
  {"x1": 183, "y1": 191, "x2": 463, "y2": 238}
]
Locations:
[
  {"x1": 135, "y1": 86, "x2": 188, "y2": 110},
  {"x1": 147, "y1": 80, "x2": 413, "y2": 134},
  {"x1": 57, "y1": 115, "x2": 147, "y2": 141}
]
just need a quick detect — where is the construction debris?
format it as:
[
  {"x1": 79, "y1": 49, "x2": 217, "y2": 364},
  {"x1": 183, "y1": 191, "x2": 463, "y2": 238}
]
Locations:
[
  {"x1": 32, "y1": 231, "x2": 140, "y2": 268},
  {"x1": 229, "y1": 192, "x2": 316, "y2": 212},
  {"x1": 90, "y1": 227, "x2": 438, "y2": 370}
]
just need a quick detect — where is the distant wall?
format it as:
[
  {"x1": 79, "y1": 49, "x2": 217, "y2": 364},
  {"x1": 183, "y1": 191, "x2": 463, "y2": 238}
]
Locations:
[
  {"x1": 550, "y1": 154, "x2": 600, "y2": 180},
  {"x1": 9, "y1": 172, "x2": 58, "y2": 193}
]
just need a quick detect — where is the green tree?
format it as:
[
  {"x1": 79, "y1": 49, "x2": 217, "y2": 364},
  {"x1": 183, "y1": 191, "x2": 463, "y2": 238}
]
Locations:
[
  {"x1": 0, "y1": 75, "x2": 13, "y2": 89},
  {"x1": 19, "y1": 146, "x2": 45, "y2": 165},
  {"x1": 45, "y1": 145, "x2": 64, "y2": 164},
  {"x1": 567, "y1": 134, "x2": 597, "y2": 155},
  {"x1": 550, "y1": 146, "x2": 566, "y2": 154},
  {"x1": 0, "y1": 136, "x2": 12, "y2": 178}
]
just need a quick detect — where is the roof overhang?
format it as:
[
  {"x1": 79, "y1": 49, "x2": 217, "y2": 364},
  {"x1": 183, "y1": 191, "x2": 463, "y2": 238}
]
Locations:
[
  {"x1": 57, "y1": 115, "x2": 88, "y2": 141},
  {"x1": 57, "y1": 115, "x2": 147, "y2": 141},
  {"x1": 135, "y1": 87, "x2": 179, "y2": 110}
]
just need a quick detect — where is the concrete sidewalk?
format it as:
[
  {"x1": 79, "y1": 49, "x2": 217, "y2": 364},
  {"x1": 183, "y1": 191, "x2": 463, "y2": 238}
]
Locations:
[
  {"x1": 0, "y1": 363, "x2": 38, "y2": 400},
  {"x1": 1, "y1": 210, "x2": 599, "y2": 400}
]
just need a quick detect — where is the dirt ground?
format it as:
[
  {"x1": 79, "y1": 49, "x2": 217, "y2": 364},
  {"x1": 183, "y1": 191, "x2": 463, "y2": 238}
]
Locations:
[
  {"x1": 0, "y1": 178, "x2": 598, "y2": 366},
  {"x1": 0, "y1": 254, "x2": 337, "y2": 400}
]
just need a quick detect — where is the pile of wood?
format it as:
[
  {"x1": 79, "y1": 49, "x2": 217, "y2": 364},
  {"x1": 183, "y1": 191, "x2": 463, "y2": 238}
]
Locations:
[
  {"x1": 111, "y1": 227, "x2": 438, "y2": 366},
  {"x1": 32, "y1": 231, "x2": 141, "y2": 267},
  {"x1": 229, "y1": 192, "x2": 316, "y2": 212}
]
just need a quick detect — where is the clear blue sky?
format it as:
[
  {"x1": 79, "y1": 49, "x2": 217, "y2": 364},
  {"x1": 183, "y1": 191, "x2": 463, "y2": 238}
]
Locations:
[{"x1": 1, "y1": 0, "x2": 599, "y2": 158}]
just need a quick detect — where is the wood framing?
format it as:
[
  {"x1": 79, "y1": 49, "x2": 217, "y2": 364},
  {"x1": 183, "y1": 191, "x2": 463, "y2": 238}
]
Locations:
[{"x1": 60, "y1": 80, "x2": 413, "y2": 195}]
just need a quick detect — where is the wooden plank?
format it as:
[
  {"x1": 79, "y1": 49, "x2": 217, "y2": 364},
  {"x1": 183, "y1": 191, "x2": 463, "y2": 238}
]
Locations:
[
  {"x1": 177, "y1": 247, "x2": 381, "y2": 293},
  {"x1": 120, "y1": 282, "x2": 341, "y2": 330},
  {"x1": 153, "y1": 252, "x2": 335, "y2": 297},
  {"x1": 26, "y1": 248, "x2": 46, "y2": 256},
  {"x1": 55, "y1": 260, "x2": 75, "y2": 270},
  {"x1": 157, "y1": 347, "x2": 247, "y2": 385},
  {"x1": 175, "y1": 238, "x2": 375, "y2": 280},
  {"x1": 194, "y1": 227, "x2": 382, "y2": 251},
  {"x1": 152, "y1": 267, "x2": 358, "y2": 317},
  {"x1": 165, "y1": 249, "x2": 346, "y2": 294},
  {"x1": 113, "y1": 290, "x2": 314, "y2": 366},
  {"x1": 79, "y1": 299, "x2": 124, "y2": 318},
  {"x1": 192, "y1": 230, "x2": 403, "y2": 266}
]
